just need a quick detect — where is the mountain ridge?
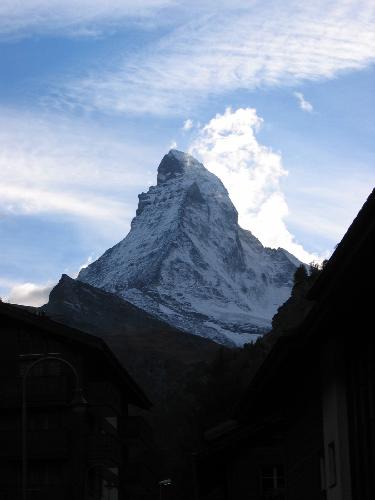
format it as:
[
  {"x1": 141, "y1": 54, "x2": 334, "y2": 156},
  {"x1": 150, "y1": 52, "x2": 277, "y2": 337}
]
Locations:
[{"x1": 42, "y1": 274, "x2": 221, "y2": 400}]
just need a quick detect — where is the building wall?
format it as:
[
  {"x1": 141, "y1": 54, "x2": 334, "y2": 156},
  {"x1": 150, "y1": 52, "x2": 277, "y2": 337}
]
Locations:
[
  {"x1": 346, "y1": 339, "x2": 375, "y2": 500},
  {"x1": 0, "y1": 312, "x2": 129, "y2": 500},
  {"x1": 284, "y1": 401, "x2": 324, "y2": 500},
  {"x1": 228, "y1": 446, "x2": 284, "y2": 500},
  {"x1": 320, "y1": 336, "x2": 352, "y2": 500}
]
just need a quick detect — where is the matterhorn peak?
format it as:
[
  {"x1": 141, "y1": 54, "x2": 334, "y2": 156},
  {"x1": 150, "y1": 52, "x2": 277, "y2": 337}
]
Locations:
[
  {"x1": 78, "y1": 150, "x2": 300, "y2": 346},
  {"x1": 156, "y1": 149, "x2": 225, "y2": 190},
  {"x1": 157, "y1": 149, "x2": 202, "y2": 183}
]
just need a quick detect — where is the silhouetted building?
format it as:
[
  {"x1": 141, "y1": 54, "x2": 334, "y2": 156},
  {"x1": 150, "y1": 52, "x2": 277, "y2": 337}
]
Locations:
[
  {"x1": 193, "y1": 189, "x2": 375, "y2": 500},
  {"x1": 0, "y1": 302, "x2": 151, "y2": 500}
]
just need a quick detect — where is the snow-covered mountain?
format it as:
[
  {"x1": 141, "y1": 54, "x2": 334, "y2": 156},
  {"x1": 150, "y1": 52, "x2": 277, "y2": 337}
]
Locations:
[{"x1": 78, "y1": 150, "x2": 300, "y2": 346}]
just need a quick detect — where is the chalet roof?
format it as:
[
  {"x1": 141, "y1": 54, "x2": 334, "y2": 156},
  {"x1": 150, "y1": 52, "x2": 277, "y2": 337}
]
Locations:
[
  {"x1": 308, "y1": 187, "x2": 375, "y2": 301},
  {"x1": 0, "y1": 301, "x2": 151, "y2": 409}
]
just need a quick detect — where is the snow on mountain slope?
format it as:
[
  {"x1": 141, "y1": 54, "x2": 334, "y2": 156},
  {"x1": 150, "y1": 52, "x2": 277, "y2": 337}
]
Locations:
[{"x1": 78, "y1": 150, "x2": 300, "y2": 346}]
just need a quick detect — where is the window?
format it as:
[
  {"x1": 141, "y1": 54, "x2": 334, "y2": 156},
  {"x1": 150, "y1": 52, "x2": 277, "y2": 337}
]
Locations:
[
  {"x1": 32, "y1": 360, "x2": 62, "y2": 376},
  {"x1": 319, "y1": 451, "x2": 327, "y2": 491},
  {"x1": 328, "y1": 442, "x2": 337, "y2": 488},
  {"x1": 19, "y1": 359, "x2": 63, "y2": 377},
  {"x1": 261, "y1": 465, "x2": 285, "y2": 500},
  {"x1": 28, "y1": 412, "x2": 63, "y2": 430},
  {"x1": 29, "y1": 462, "x2": 61, "y2": 486}
]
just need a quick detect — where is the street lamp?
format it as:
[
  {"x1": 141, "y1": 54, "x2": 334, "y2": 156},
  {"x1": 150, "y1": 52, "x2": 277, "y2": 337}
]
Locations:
[
  {"x1": 21, "y1": 355, "x2": 87, "y2": 500},
  {"x1": 159, "y1": 478, "x2": 172, "y2": 500}
]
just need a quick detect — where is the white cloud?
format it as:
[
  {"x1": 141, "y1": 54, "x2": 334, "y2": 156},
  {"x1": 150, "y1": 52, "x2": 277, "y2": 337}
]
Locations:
[
  {"x1": 294, "y1": 92, "x2": 313, "y2": 113},
  {"x1": 0, "y1": 184, "x2": 127, "y2": 221},
  {"x1": 0, "y1": 0, "x2": 175, "y2": 39},
  {"x1": 0, "y1": 108, "x2": 153, "y2": 226},
  {"x1": 189, "y1": 107, "x2": 324, "y2": 263},
  {"x1": 7, "y1": 282, "x2": 53, "y2": 307},
  {"x1": 2, "y1": 254, "x2": 99, "y2": 306},
  {"x1": 60, "y1": 0, "x2": 375, "y2": 115},
  {"x1": 183, "y1": 119, "x2": 194, "y2": 130}
]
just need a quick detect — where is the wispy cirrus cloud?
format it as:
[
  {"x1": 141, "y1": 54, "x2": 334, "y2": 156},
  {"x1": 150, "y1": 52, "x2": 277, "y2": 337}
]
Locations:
[
  {"x1": 0, "y1": 108, "x2": 153, "y2": 226},
  {"x1": 57, "y1": 0, "x2": 375, "y2": 115},
  {"x1": 0, "y1": 0, "x2": 175, "y2": 39}
]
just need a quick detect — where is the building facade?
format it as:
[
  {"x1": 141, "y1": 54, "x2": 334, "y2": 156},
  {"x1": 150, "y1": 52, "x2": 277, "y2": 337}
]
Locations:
[
  {"x1": 0, "y1": 303, "x2": 151, "y2": 500},
  {"x1": 193, "y1": 189, "x2": 375, "y2": 500}
]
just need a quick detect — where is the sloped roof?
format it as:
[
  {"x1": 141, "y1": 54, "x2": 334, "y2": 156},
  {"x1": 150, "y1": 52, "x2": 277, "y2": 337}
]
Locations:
[
  {"x1": 308, "y1": 187, "x2": 375, "y2": 301},
  {"x1": 0, "y1": 301, "x2": 151, "y2": 409}
]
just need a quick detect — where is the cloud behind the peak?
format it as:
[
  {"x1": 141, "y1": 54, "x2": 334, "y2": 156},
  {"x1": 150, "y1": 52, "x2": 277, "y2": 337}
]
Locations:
[
  {"x1": 59, "y1": 0, "x2": 375, "y2": 115},
  {"x1": 189, "y1": 107, "x2": 325, "y2": 263}
]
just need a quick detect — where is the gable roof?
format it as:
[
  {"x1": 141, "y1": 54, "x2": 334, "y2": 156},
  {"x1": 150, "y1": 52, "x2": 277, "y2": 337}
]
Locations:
[
  {"x1": 308, "y1": 188, "x2": 375, "y2": 301},
  {"x1": 0, "y1": 301, "x2": 151, "y2": 409}
]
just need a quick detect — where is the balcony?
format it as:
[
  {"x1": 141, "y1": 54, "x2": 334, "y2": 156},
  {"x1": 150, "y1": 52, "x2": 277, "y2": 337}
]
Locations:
[{"x1": 0, "y1": 376, "x2": 70, "y2": 408}]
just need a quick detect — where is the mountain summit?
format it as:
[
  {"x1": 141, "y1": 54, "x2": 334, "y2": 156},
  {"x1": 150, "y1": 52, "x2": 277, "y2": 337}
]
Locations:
[{"x1": 78, "y1": 150, "x2": 300, "y2": 345}]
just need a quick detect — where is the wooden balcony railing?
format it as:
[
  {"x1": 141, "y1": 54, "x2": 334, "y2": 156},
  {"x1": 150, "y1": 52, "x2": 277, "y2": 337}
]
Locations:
[{"x1": 0, "y1": 376, "x2": 70, "y2": 408}]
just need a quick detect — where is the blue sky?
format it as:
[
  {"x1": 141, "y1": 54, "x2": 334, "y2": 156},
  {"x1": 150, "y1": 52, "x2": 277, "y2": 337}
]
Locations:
[{"x1": 0, "y1": 0, "x2": 374, "y2": 305}]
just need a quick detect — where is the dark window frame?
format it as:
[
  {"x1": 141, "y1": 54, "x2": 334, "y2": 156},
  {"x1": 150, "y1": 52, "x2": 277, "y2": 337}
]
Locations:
[{"x1": 328, "y1": 441, "x2": 337, "y2": 488}]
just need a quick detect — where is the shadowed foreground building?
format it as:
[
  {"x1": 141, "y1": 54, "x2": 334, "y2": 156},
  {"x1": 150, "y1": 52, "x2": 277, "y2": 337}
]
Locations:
[
  {"x1": 0, "y1": 302, "x2": 151, "y2": 500},
  {"x1": 193, "y1": 189, "x2": 375, "y2": 500}
]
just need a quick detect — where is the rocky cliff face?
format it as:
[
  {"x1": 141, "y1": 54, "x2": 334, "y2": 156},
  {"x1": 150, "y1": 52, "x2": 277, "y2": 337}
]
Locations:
[{"x1": 78, "y1": 149, "x2": 300, "y2": 346}]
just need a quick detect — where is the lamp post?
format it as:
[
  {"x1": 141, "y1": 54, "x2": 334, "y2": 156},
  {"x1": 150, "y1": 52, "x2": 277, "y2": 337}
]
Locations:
[
  {"x1": 159, "y1": 478, "x2": 172, "y2": 500},
  {"x1": 21, "y1": 355, "x2": 87, "y2": 500}
]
